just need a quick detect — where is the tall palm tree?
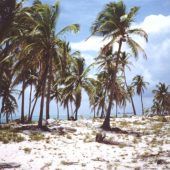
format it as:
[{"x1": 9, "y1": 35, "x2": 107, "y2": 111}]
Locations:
[
  {"x1": 63, "y1": 57, "x2": 94, "y2": 120},
  {"x1": 26, "y1": 1, "x2": 79, "y2": 127},
  {"x1": 132, "y1": 75, "x2": 149, "y2": 115},
  {"x1": 91, "y1": 1, "x2": 148, "y2": 129},
  {"x1": 119, "y1": 52, "x2": 137, "y2": 115}
]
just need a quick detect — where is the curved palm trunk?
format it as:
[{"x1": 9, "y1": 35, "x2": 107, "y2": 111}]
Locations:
[
  {"x1": 75, "y1": 107, "x2": 78, "y2": 120},
  {"x1": 28, "y1": 83, "x2": 33, "y2": 119},
  {"x1": 21, "y1": 79, "x2": 25, "y2": 123},
  {"x1": 141, "y1": 92, "x2": 144, "y2": 115},
  {"x1": 46, "y1": 55, "x2": 52, "y2": 120},
  {"x1": 101, "y1": 40, "x2": 122, "y2": 130},
  {"x1": 130, "y1": 94, "x2": 136, "y2": 115},
  {"x1": 123, "y1": 70, "x2": 136, "y2": 115},
  {"x1": 28, "y1": 96, "x2": 38, "y2": 122}
]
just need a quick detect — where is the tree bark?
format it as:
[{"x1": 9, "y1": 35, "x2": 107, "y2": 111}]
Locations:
[
  {"x1": 28, "y1": 83, "x2": 32, "y2": 119},
  {"x1": 66, "y1": 103, "x2": 70, "y2": 120},
  {"x1": 75, "y1": 108, "x2": 78, "y2": 120},
  {"x1": 46, "y1": 54, "x2": 52, "y2": 120},
  {"x1": 28, "y1": 96, "x2": 38, "y2": 122},
  {"x1": 101, "y1": 40, "x2": 122, "y2": 130},
  {"x1": 116, "y1": 101, "x2": 118, "y2": 118},
  {"x1": 123, "y1": 70, "x2": 136, "y2": 115},
  {"x1": 38, "y1": 81, "x2": 46, "y2": 128},
  {"x1": 38, "y1": 65, "x2": 47, "y2": 128},
  {"x1": 141, "y1": 92, "x2": 144, "y2": 115},
  {"x1": 21, "y1": 79, "x2": 25, "y2": 123},
  {"x1": 56, "y1": 101, "x2": 60, "y2": 119}
]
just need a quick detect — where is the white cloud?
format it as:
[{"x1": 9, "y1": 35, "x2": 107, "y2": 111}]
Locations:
[
  {"x1": 70, "y1": 36, "x2": 110, "y2": 52},
  {"x1": 136, "y1": 14, "x2": 170, "y2": 34}
]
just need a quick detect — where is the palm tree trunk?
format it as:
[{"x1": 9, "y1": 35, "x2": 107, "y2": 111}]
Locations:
[
  {"x1": 130, "y1": 94, "x2": 136, "y2": 115},
  {"x1": 141, "y1": 92, "x2": 144, "y2": 115},
  {"x1": 93, "y1": 107, "x2": 96, "y2": 119},
  {"x1": 100, "y1": 88, "x2": 107, "y2": 118},
  {"x1": 38, "y1": 66, "x2": 47, "y2": 128},
  {"x1": 116, "y1": 102, "x2": 118, "y2": 118},
  {"x1": 28, "y1": 96, "x2": 38, "y2": 122},
  {"x1": 38, "y1": 82, "x2": 46, "y2": 128},
  {"x1": 56, "y1": 101, "x2": 59, "y2": 119},
  {"x1": 6, "y1": 112, "x2": 8, "y2": 124},
  {"x1": 21, "y1": 79, "x2": 25, "y2": 123},
  {"x1": 123, "y1": 70, "x2": 137, "y2": 115},
  {"x1": 66, "y1": 103, "x2": 70, "y2": 120},
  {"x1": 46, "y1": 54, "x2": 52, "y2": 120},
  {"x1": 123, "y1": 105, "x2": 126, "y2": 116},
  {"x1": 28, "y1": 83, "x2": 33, "y2": 119},
  {"x1": 101, "y1": 40, "x2": 123, "y2": 130},
  {"x1": 71, "y1": 102, "x2": 73, "y2": 116},
  {"x1": 75, "y1": 108, "x2": 78, "y2": 121}
]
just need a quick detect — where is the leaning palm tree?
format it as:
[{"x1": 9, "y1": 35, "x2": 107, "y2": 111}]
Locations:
[
  {"x1": 132, "y1": 75, "x2": 149, "y2": 115},
  {"x1": 91, "y1": 1, "x2": 148, "y2": 129}
]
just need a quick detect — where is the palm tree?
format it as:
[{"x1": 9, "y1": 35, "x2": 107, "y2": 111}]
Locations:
[
  {"x1": 91, "y1": 1, "x2": 148, "y2": 129},
  {"x1": 25, "y1": 1, "x2": 79, "y2": 127},
  {"x1": 0, "y1": 60, "x2": 17, "y2": 123},
  {"x1": 152, "y1": 82, "x2": 170, "y2": 115},
  {"x1": 119, "y1": 52, "x2": 137, "y2": 115},
  {"x1": 63, "y1": 57, "x2": 94, "y2": 120},
  {"x1": 132, "y1": 75, "x2": 149, "y2": 115}
]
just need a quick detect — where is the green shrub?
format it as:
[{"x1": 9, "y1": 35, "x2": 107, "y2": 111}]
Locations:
[
  {"x1": 30, "y1": 132, "x2": 45, "y2": 141},
  {"x1": 0, "y1": 129, "x2": 25, "y2": 144}
]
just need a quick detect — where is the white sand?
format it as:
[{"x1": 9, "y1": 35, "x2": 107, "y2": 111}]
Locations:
[{"x1": 0, "y1": 116, "x2": 170, "y2": 170}]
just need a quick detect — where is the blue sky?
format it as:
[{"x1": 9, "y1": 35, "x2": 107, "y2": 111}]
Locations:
[{"x1": 18, "y1": 0, "x2": 170, "y2": 118}]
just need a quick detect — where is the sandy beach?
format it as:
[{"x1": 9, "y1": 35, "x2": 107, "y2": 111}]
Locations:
[{"x1": 0, "y1": 116, "x2": 170, "y2": 170}]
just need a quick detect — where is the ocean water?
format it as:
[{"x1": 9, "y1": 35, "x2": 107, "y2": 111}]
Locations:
[{"x1": 0, "y1": 112, "x2": 134, "y2": 123}]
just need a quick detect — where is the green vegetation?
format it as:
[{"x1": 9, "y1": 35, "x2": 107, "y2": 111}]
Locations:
[
  {"x1": 29, "y1": 132, "x2": 45, "y2": 141},
  {"x1": 0, "y1": 129, "x2": 25, "y2": 144},
  {"x1": 23, "y1": 147, "x2": 32, "y2": 154}
]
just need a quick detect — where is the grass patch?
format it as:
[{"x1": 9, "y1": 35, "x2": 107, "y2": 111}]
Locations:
[
  {"x1": 0, "y1": 129, "x2": 25, "y2": 144},
  {"x1": 119, "y1": 121, "x2": 130, "y2": 127},
  {"x1": 132, "y1": 121, "x2": 146, "y2": 126},
  {"x1": 154, "y1": 116, "x2": 168, "y2": 122},
  {"x1": 61, "y1": 160, "x2": 78, "y2": 165},
  {"x1": 30, "y1": 132, "x2": 45, "y2": 141},
  {"x1": 23, "y1": 147, "x2": 32, "y2": 154},
  {"x1": 83, "y1": 133, "x2": 94, "y2": 143}
]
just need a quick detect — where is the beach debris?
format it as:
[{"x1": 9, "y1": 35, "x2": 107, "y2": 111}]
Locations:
[
  {"x1": 0, "y1": 162, "x2": 21, "y2": 169},
  {"x1": 95, "y1": 132, "x2": 131, "y2": 146}
]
